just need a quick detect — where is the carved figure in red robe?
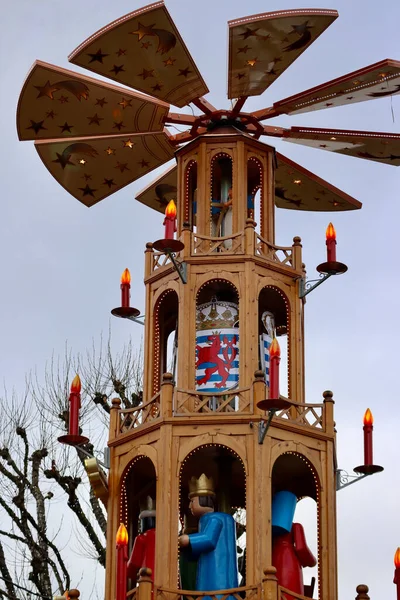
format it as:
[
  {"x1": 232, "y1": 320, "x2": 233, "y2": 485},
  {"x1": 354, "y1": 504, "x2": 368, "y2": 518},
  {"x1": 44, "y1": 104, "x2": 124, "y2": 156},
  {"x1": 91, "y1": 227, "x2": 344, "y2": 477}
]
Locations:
[{"x1": 127, "y1": 510, "x2": 156, "y2": 582}]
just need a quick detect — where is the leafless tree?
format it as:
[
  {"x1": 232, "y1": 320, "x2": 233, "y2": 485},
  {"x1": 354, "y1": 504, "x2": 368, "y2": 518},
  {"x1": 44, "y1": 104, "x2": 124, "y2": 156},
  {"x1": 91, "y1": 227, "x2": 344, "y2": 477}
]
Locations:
[{"x1": 0, "y1": 335, "x2": 142, "y2": 599}]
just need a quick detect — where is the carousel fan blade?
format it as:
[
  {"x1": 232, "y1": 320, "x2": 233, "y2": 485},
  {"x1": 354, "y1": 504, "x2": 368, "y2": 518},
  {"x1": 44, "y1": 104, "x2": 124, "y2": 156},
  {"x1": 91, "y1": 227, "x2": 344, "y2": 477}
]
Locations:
[
  {"x1": 282, "y1": 126, "x2": 400, "y2": 166},
  {"x1": 35, "y1": 131, "x2": 175, "y2": 207},
  {"x1": 227, "y1": 9, "x2": 337, "y2": 99},
  {"x1": 271, "y1": 58, "x2": 400, "y2": 116},
  {"x1": 17, "y1": 61, "x2": 169, "y2": 141},
  {"x1": 275, "y1": 152, "x2": 361, "y2": 211},
  {"x1": 69, "y1": 2, "x2": 209, "y2": 108},
  {"x1": 135, "y1": 163, "x2": 177, "y2": 213}
]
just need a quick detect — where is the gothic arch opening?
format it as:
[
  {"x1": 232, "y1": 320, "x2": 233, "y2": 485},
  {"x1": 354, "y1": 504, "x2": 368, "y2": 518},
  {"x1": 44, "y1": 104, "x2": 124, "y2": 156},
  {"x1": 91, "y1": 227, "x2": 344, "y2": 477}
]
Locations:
[
  {"x1": 210, "y1": 153, "x2": 233, "y2": 238},
  {"x1": 247, "y1": 157, "x2": 263, "y2": 235},
  {"x1": 154, "y1": 289, "x2": 179, "y2": 393},
  {"x1": 185, "y1": 159, "x2": 198, "y2": 231}
]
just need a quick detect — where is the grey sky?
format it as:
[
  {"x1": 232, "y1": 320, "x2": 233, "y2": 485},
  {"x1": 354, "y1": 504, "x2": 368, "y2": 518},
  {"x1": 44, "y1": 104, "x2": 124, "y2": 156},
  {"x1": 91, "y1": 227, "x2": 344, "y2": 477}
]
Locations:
[{"x1": 1, "y1": 0, "x2": 399, "y2": 597}]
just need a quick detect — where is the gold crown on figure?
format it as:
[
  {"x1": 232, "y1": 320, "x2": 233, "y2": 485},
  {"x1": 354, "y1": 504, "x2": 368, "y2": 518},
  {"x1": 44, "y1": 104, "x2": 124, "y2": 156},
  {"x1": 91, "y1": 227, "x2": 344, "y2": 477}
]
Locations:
[{"x1": 188, "y1": 474, "x2": 215, "y2": 498}]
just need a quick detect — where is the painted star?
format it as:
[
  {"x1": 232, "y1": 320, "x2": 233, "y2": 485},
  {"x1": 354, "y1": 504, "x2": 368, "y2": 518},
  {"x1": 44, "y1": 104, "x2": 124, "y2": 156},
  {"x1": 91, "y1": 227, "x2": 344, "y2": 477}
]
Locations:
[
  {"x1": 151, "y1": 83, "x2": 163, "y2": 92},
  {"x1": 103, "y1": 178, "x2": 116, "y2": 188},
  {"x1": 138, "y1": 159, "x2": 150, "y2": 168},
  {"x1": 110, "y1": 64, "x2": 125, "y2": 76},
  {"x1": 115, "y1": 162, "x2": 129, "y2": 173},
  {"x1": 163, "y1": 56, "x2": 176, "y2": 66},
  {"x1": 240, "y1": 27, "x2": 259, "y2": 39},
  {"x1": 79, "y1": 159, "x2": 86, "y2": 165},
  {"x1": 34, "y1": 80, "x2": 59, "y2": 99},
  {"x1": 246, "y1": 58, "x2": 257, "y2": 67},
  {"x1": 123, "y1": 139, "x2": 135, "y2": 149},
  {"x1": 178, "y1": 67, "x2": 192, "y2": 78},
  {"x1": 116, "y1": 48, "x2": 127, "y2": 56},
  {"x1": 59, "y1": 121, "x2": 73, "y2": 133},
  {"x1": 82, "y1": 173, "x2": 92, "y2": 181},
  {"x1": 138, "y1": 68, "x2": 155, "y2": 80},
  {"x1": 119, "y1": 98, "x2": 133, "y2": 109},
  {"x1": 236, "y1": 73, "x2": 245, "y2": 80},
  {"x1": 290, "y1": 21, "x2": 312, "y2": 35},
  {"x1": 105, "y1": 146, "x2": 116, "y2": 155},
  {"x1": 87, "y1": 48, "x2": 109, "y2": 63},
  {"x1": 58, "y1": 96, "x2": 68, "y2": 104},
  {"x1": 95, "y1": 98, "x2": 108, "y2": 108},
  {"x1": 237, "y1": 45, "x2": 250, "y2": 54},
  {"x1": 258, "y1": 34, "x2": 271, "y2": 41},
  {"x1": 141, "y1": 41, "x2": 152, "y2": 49},
  {"x1": 45, "y1": 110, "x2": 56, "y2": 119},
  {"x1": 113, "y1": 121, "x2": 125, "y2": 131},
  {"x1": 53, "y1": 152, "x2": 74, "y2": 169},
  {"x1": 130, "y1": 22, "x2": 156, "y2": 41},
  {"x1": 87, "y1": 113, "x2": 104, "y2": 126},
  {"x1": 27, "y1": 120, "x2": 47, "y2": 134},
  {"x1": 78, "y1": 184, "x2": 97, "y2": 197}
]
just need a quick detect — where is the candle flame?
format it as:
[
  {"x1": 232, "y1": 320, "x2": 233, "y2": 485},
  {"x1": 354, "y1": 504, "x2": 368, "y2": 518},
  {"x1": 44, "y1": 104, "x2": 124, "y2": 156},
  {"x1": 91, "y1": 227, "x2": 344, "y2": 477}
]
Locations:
[
  {"x1": 269, "y1": 337, "x2": 281, "y2": 359},
  {"x1": 70, "y1": 374, "x2": 81, "y2": 394},
  {"x1": 363, "y1": 408, "x2": 373, "y2": 426},
  {"x1": 165, "y1": 199, "x2": 177, "y2": 219},
  {"x1": 394, "y1": 547, "x2": 400, "y2": 568},
  {"x1": 116, "y1": 523, "x2": 128, "y2": 546},
  {"x1": 326, "y1": 222, "x2": 336, "y2": 241},
  {"x1": 121, "y1": 268, "x2": 131, "y2": 285}
]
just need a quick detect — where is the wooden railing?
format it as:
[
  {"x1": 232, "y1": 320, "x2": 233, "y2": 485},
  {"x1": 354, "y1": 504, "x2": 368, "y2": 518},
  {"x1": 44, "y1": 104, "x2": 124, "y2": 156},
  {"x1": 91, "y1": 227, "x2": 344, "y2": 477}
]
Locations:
[
  {"x1": 274, "y1": 403, "x2": 324, "y2": 430},
  {"x1": 119, "y1": 392, "x2": 161, "y2": 434},
  {"x1": 191, "y1": 232, "x2": 244, "y2": 256},
  {"x1": 152, "y1": 250, "x2": 182, "y2": 271},
  {"x1": 255, "y1": 234, "x2": 294, "y2": 267},
  {"x1": 155, "y1": 584, "x2": 260, "y2": 600},
  {"x1": 174, "y1": 387, "x2": 251, "y2": 415},
  {"x1": 278, "y1": 586, "x2": 314, "y2": 600}
]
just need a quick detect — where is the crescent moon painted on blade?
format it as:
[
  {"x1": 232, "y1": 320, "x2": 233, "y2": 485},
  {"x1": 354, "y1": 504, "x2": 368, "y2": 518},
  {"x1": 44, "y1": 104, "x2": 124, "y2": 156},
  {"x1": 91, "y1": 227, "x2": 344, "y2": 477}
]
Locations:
[{"x1": 368, "y1": 84, "x2": 400, "y2": 98}]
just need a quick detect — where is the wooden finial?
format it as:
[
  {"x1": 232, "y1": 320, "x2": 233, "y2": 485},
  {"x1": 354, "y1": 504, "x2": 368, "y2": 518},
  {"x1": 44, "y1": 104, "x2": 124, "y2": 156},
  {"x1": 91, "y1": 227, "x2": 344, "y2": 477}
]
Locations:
[
  {"x1": 68, "y1": 590, "x2": 80, "y2": 600},
  {"x1": 356, "y1": 584, "x2": 369, "y2": 599}
]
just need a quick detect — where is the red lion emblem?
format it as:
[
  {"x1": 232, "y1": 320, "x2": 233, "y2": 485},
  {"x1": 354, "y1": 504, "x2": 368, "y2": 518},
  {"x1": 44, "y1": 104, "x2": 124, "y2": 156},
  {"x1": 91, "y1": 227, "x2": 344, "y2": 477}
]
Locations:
[{"x1": 196, "y1": 333, "x2": 238, "y2": 388}]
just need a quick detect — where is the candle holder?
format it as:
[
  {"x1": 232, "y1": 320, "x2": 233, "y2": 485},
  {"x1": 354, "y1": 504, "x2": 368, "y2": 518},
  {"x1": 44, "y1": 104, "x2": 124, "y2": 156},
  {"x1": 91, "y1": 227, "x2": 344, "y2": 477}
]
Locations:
[
  {"x1": 353, "y1": 463, "x2": 384, "y2": 475},
  {"x1": 58, "y1": 433, "x2": 89, "y2": 445},
  {"x1": 257, "y1": 397, "x2": 294, "y2": 444},
  {"x1": 316, "y1": 260, "x2": 348, "y2": 275},
  {"x1": 111, "y1": 305, "x2": 141, "y2": 319},
  {"x1": 298, "y1": 261, "x2": 348, "y2": 298},
  {"x1": 152, "y1": 238, "x2": 187, "y2": 284}
]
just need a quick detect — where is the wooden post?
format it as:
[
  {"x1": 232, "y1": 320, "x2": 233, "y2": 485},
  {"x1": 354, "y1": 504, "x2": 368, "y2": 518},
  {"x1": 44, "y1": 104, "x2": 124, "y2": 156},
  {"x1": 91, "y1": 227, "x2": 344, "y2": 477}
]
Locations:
[
  {"x1": 109, "y1": 398, "x2": 121, "y2": 442},
  {"x1": 262, "y1": 567, "x2": 279, "y2": 600},
  {"x1": 245, "y1": 218, "x2": 256, "y2": 256},
  {"x1": 181, "y1": 223, "x2": 191, "y2": 260},
  {"x1": 292, "y1": 236, "x2": 302, "y2": 271},
  {"x1": 68, "y1": 591, "x2": 80, "y2": 600},
  {"x1": 355, "y1": 584, "x2": 370, "y2": 600},
  {"x1": 253, "y1": 369, "x2": 266, "y2": 416},
  {"x1": 137, "y1": 568, "x2": 153, "y2": 600},
  {"x1": 144, "y1": 242, "x2": 154, "y2": 279},
  {"x1": 161, "y1": 372, "x2": 174, "y2": 418},
  {"x1": 323, "y1": 390, "x2": 335, "y2": 435}
]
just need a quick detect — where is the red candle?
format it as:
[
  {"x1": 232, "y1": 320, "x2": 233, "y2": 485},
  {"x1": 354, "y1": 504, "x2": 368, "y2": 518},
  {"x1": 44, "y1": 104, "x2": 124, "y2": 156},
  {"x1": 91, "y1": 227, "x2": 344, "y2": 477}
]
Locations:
[
  {"x1": 269, "y1": 337, "x2": 281, "y2": 399},
  {"x1": 116, "y1": 523, "x2": 128, "y2": 600},
  {"x1": 326, "y1": 222, "x2": 337, "y2": 262},
  {"x1": 120, "y1": 268, "x2": 131, "y2": 308},
  {"x1": 394, "y1": 547, "x2": 400, "y2": 600},
  {"x1": 363, "y1": 408, "x2": 374, "y2": 466},
  {"x1": 69, "y1": 374, "x2": 81, "y2": 437},
  {"x1": 164, "y1": 199, "x2": 177, "y2": 239}
]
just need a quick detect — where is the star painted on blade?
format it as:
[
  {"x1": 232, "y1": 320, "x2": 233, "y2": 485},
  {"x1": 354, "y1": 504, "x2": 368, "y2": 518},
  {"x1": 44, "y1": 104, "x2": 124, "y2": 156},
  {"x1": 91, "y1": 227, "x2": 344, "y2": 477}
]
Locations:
[
  {"x1": 116, "y1": 49, "x2": 127, "y2": 56},
  {"x1": 87, "y1": 113, "x2": 104, "y2": 125},
  {"x1": 115, "y1": 162, "x2": 129, "y2": 173},
  {"x1": 27, "y1": 120, "x2": 47, "y2": 134},
  {"x1": 138, "y1": 159, "x2": 150, "y2": 168},
  {"x1": 236, "y1": 73, "x2": 245, "y2": 80},
  {"x1": 58, "y1": 96, "x2": 68, "y2": 104},
  {"x1": 178, "y1": 67, "x2": 192, "y2": 78},
  {"x1": 258, "y1": 34, "x2": 271, "y2": 41},
  {"x1": 87, "y1": 48, "x2": 109, "y2": 63},
  {"x1": 103, "y1": 178, "x2": 116, "y2": 188},
  {"x1": 45, "y1": 110, "x2": 56, "y2": 119},
  {"x1": 79, "y1": 159, "x2": 86, "y2": 165},
  {"x1": 95, "y1": 98, "x2": 108, "y2": 108},
  {"x1": 119, "y1": 98, "x2": 133, "y2": 109},
  {"x1": 34, "y1": 80, "x2": 59, "y2": 99},
  {"x1": 110, "y1": 64, "x2": 125, "y2": 76},
  {"x1": 78, "y1": 184, "x2": 97, "y2": 197},
  {"x1": 105, "y1": 146, "x2": 116, "y2": 155},
  {"x1": 113, "y1": 121, "x2": 125, "y2": 131},
  {"x1": 123, "y1": 139, "x2": 135, "y2": 149},
  {"x1": 240, "y1": 27, "x2": 259, "y2": 39},
  {"x1": 246, "y1": 58, "x2": 257, "y2": 67},
  {"x1": 130, "y1": 22, "x2": 156, "y2": 41},
  {"x1": 163, "y1": 56, "x2": 176, "y2": 66},
  {"x1": 152, "y1": 83, "x2": 163, "y2": 92},
  {"x1": 82, "y1": 173, "x2": 92, "y2": 181},
  {"x1": 53, "y1": 152, "x2": 74, "y2": 169},
  {"x1": 59, "y1": 121, "x2": 73, "y2": 133},
  {"x1": 138, "y1": 68, "x2": 155, "y2": 80},
  {"x1": 141, "y1": 41, "x2": 152, "y2": 49},
  {"x1": 237, "y1": 45, "x2": 250, "y2": 54}
]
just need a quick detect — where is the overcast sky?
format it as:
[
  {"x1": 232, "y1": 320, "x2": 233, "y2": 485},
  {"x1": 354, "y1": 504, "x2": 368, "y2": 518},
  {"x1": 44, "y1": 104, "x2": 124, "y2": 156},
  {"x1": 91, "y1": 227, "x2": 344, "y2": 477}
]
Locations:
[{"x1": 1, "y1": 0, "x2": 400, "y2": 597}]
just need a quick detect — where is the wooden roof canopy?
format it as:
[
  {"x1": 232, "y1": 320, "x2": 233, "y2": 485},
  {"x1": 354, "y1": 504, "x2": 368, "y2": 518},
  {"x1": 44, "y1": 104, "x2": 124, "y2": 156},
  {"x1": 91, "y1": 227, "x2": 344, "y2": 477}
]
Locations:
[{"x1": 16, "y1": 1, "x2": 400, "y2": 210}]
